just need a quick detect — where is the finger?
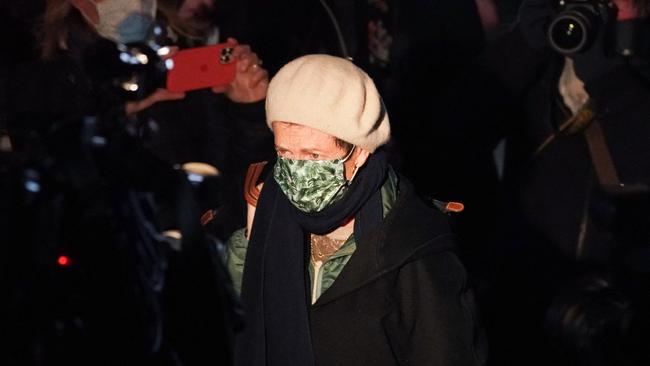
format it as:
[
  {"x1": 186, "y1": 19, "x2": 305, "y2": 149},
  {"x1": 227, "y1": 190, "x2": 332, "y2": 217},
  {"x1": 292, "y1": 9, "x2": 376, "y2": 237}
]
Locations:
[
  {"x1": 155, "y1": 89, "x2": 186, "y2": 101},
  {"x1": 163, "y1": 46, "x2": 180, "y2": 60},
  {"x1": 147, "y1": 89, "x2": 167, "y2": 103},
  {"x1": 238, "y1": 56, "x2": 254, "y2": 72},
  {"x1": 161, "y1": 89, "x2": 186, "y2": 99},
  {"x1": 249, "y1": 69, "x2": 269, "y2": 88},
  {"x1": 239, "y1": 53, "x2": 261, "y2": 73},
  {"x1": 165, "y1": 91, "x2": 186, "y2": 100},
  {"x1": 232, "y1": 44, "x2": 251, "y2": 58},
  {"x1": 211, "y1": 85, "x2": 229, "y2": 94},
  {"x1": 246, "y1": 52, "x2": 261, "y2": 66}
]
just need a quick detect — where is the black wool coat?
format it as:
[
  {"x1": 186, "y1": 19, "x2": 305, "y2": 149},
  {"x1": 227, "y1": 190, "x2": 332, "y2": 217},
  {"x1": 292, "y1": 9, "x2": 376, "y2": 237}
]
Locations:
[{"x1": 309, "y1": 178, "x2": 487, "y2": 366}]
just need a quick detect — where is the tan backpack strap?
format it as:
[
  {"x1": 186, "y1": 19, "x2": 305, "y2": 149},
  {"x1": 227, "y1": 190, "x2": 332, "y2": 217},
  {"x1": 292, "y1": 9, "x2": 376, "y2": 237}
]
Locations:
[
  {"x1": 584, "y1": 120, "x2": 621, "y2": 188},
  {"x1": 431, "y1": 199, "x2": 465, "y2": 214},
  {"x1": 201, "y1": 209, "x2": 216, "y2": 226},
  {"x1": 244, "y1": 162, "x2": 268, "y2": 207}
]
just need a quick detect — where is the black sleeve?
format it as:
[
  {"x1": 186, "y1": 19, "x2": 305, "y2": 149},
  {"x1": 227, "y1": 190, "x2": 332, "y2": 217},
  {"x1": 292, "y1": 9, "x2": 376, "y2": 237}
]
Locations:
[
  {"x1": 192, "y1": 91, "x2": 230, "y2": 171},
  {"x1": 7, "y1": 60, "x2": 91, "y2": 149},
  {"x1": 223, "y1": 99, "x2": 275, "y2": 170},
  {"x1": 385, "y1": 251, "x2": 487, "y2": 366}
]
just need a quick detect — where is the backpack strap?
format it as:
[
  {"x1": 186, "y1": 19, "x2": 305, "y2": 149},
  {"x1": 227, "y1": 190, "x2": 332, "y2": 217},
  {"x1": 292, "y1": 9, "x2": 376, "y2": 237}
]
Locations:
[
  {"x1": 431, "y1": 199, "x2": 465, "y2": 214},
  {"x1": 244, "y1": 161, "x2": 268, "y2": 207},
  {"x1": 583, "y1": 120, "x2": 621, "y2": 188}
]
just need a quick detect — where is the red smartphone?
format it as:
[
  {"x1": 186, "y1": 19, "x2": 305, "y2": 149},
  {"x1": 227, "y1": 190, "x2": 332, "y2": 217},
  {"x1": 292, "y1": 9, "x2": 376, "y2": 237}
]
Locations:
[{"x1": 166, "y1": 43, "x2": 237, "y2": 93}]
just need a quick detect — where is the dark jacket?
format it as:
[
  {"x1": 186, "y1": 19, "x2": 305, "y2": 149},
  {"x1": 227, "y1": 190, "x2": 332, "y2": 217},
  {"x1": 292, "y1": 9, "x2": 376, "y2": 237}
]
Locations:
[
  {"x1": 478, "y1": 26, "x2": 650, "y2": 260},
  {"x1": 473, "y1": 26, "x2": 650, "y2": 366},
  {"x1": 308, "y1": 177, "x2": 486, "y2": 366}
]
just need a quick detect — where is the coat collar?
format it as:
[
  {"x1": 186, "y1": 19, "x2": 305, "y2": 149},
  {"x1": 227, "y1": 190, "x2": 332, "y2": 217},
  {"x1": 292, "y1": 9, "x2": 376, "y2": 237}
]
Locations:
[{"x1": 312, "y1": 175, "x2": 457, "y2": 307}]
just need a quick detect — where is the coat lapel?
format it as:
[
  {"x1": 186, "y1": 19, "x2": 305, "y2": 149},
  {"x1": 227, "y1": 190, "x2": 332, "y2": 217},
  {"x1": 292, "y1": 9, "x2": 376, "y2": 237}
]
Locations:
[{"x1": 312, "y1": 177, "x2": 456, "y2": 307}]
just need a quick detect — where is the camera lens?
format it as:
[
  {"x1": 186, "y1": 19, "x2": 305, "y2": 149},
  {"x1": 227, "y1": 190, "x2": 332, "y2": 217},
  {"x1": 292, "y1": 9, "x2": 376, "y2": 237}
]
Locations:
[{"x1": 548, "y1": 9, "x2": 595, "y2": 55}]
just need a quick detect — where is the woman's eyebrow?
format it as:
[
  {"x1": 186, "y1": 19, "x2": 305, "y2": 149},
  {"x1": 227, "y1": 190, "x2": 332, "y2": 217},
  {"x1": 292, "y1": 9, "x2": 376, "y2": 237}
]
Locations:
[{"x1": 299, "y1": 147, "x2": 327, "y2": 154}]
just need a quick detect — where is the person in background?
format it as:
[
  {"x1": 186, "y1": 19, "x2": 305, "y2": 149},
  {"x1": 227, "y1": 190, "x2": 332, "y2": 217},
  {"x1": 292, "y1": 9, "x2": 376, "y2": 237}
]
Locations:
[
  {"x1": 472, "y1": 0, "x2": 650, "y2": 364},
  {"x1": 4, "y1": 1, "x2": 263, "y2": 363},
  {"x1": 7, "y1": 0, "x2": 275, "y2": 240}
]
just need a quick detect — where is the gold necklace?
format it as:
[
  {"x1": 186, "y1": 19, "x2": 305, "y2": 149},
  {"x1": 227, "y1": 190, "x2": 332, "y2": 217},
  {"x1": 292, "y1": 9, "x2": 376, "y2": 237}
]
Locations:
[{"x1": 310, "y1": 234, "x2": 346, "y2": 263}]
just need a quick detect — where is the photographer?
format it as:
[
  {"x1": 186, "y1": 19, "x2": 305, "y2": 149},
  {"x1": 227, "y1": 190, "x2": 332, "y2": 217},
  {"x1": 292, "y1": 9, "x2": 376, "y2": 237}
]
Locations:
[
  {"x1": 475, "y1": 0, "x2": 650, "y2": 364},
  {"x1": 7, "y1": 0, "x2": 274, "y2": 240},
  {"x1": 4, "y1": 0, "x2": 274, "y2": 364}
]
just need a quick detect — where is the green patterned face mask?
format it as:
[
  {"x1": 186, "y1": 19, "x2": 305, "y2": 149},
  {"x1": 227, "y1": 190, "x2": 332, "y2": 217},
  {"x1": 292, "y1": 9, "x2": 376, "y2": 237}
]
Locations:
[{"x1": 273, "y1": 147, "x2": 356, "y2": 213}]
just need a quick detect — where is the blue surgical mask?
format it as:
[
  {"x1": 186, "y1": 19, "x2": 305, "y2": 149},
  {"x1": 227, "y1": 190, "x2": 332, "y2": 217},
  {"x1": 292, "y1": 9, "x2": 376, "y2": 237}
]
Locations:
[{"x1": 86, "y1": 0, "x2": 157, "y2": 43}]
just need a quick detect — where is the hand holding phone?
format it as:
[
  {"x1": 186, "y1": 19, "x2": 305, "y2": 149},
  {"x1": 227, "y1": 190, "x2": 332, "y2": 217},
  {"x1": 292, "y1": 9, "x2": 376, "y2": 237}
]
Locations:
[
  {"x1": 166, "y1": 43, "x2": 237, "y2": 93},
  {"x1": 214, "y1": 38, "x2": 269, "y2": 103}
]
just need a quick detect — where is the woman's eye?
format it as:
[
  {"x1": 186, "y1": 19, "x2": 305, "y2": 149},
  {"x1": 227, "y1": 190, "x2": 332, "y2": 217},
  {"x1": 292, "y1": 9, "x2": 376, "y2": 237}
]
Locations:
[{"x1": 311, "y1": 153, "x2": 320, "y2": 159}]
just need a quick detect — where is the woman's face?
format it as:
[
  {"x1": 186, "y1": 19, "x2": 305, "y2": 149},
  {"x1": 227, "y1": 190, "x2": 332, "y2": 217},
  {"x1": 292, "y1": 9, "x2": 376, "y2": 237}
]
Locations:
[
  {"x1": 70, "y1": 0, "x2": 158, "y2": 43},
  {"x1": 272, "y1": 121, "x2": 368, "y2": 181},
  {"x1": 178, "y1": 0, "x2": 215, "y2": 20}
]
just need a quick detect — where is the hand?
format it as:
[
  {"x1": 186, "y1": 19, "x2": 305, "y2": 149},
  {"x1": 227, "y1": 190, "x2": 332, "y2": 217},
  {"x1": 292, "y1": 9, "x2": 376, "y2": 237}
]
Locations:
[
  {"x1": 212, "y1": 38, "x2": 269, "y2": 103},
  {"x1": 125, "y1": 88, "x2": 186, "y2": 115},
  {"x1": 125, "y1": 46, "x2": 186, "y2": 116}
]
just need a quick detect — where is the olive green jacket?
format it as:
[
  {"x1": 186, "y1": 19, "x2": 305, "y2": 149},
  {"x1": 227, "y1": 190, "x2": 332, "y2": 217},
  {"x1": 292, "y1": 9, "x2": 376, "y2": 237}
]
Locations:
[{"x1": 224, "y1": 168, "x2": 399, "y2": 302}]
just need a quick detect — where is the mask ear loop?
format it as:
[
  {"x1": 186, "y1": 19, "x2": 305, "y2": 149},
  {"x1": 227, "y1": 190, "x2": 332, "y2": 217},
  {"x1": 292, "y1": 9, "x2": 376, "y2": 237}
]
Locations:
[
  {"x1": 342, "y1": 146, "x2": 358, "y2": 184},
  {"x1": 347, "y1": 165, "x2": 360, "y2": 184},
  {"x1": 341, "y1": 145, "x2": 355, "y2": 161}
]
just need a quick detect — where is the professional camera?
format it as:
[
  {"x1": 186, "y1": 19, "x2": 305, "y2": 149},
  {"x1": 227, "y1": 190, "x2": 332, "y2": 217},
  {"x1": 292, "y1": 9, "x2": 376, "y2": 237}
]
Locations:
[
  {"x1": 547, "y1": 0, "x2": 616, "y2": 55},
  {"x1": 83, "y1": 21, "x2": 172, "y2": 102}
]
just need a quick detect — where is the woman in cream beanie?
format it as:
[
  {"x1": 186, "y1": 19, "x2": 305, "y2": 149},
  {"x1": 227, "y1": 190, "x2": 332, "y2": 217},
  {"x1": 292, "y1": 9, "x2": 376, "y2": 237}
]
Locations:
[{"x1": 226, "y1": 54, "x2": 486, "y2": 366}]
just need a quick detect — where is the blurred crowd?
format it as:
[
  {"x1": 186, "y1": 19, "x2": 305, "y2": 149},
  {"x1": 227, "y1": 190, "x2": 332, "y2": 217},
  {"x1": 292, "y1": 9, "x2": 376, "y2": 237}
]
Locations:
[{"x1": 2, "y1": 0, "x2": 650, "y2": 365}]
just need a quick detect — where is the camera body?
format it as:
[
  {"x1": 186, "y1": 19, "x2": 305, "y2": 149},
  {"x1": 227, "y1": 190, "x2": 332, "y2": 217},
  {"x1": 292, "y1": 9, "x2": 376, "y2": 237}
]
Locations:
[
  {"x1": 83, "y1": 38, "x2": 169, "y2": 102},
  {"x1": 547, "y1": 0, "x2": 616, "y2": 55}
]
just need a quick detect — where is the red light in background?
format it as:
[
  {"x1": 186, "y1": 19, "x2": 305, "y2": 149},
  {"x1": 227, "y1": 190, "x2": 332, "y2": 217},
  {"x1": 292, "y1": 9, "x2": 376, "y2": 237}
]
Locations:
[{"x1": 57, "y1": 255, "x2": 70, "y2": 266}]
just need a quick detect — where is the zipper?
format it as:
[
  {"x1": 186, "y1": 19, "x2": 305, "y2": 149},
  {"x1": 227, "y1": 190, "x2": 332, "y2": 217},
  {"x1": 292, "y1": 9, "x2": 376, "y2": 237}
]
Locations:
[{"x1": 311, "y1": 260, "x2": 324, "y2": 304}]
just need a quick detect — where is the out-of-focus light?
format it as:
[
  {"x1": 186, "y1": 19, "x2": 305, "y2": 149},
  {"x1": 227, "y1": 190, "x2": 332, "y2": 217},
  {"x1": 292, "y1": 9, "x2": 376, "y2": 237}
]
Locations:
[
  {"x1": 135, "y1": 53, "x2": 149, "y2": 64},
  {"x1": 91, "y1": 136, "x2": 107, "y2": 146},
  {"x1": 165, "y1": 59, "x2": 174, "y2": 70},
  {"x1": 187, "y1": 173, "x2": 204, "y2": 183},
  {"x1": 122, "y1": 82, "x2": 139, "y2": 92},
  {"x1": 57, "y1": 255, "x2": 70, "y2": 266},
  {"x1": 157, "y1": 46, "x2": 170, "y2": 57},
  {"x1": 25, "y1": 181, "x2": 40, "y2": 193}
]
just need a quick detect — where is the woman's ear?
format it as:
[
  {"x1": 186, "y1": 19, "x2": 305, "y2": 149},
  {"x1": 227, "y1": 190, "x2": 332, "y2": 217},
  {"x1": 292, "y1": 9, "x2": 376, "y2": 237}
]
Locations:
[
  {"x1": 353, "y1": 148, "x2": 371, "y2": 169},
  {"x1": 345, "y1": 148, "x2": 370, "y2": 181}
]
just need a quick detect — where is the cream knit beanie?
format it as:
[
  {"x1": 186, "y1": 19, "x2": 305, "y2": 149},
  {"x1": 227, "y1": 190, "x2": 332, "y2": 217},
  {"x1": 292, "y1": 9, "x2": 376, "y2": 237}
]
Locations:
[{"x1": 265, "y1": 54, "x2": 390, "y2": 153}]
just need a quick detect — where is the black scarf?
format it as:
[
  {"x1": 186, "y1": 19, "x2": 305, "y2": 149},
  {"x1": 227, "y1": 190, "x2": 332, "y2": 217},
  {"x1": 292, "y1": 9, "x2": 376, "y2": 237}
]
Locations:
[{"x1": 234, "y1": 152, "x2": 389, "y2": 366}]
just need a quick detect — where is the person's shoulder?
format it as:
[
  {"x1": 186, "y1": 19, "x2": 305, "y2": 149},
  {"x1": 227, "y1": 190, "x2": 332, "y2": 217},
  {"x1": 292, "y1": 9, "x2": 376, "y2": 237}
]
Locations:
[
  {"x1": 378, "y1": 174, "x2": 458, "y2": 263},
  {"x1": 386, "y1": 173, "x2": 454, "y2": 235}
]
